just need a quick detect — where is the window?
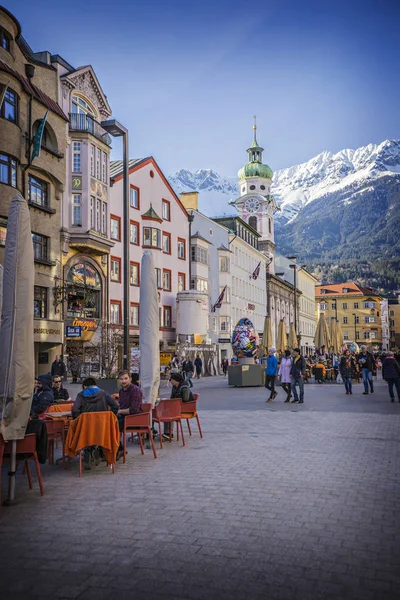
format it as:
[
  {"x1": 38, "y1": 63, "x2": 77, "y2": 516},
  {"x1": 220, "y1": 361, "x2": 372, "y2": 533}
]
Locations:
[
  {"x1": 90, "y1": 144, "x2": 95, "y2": 177},
  {"x1": 220, "y1": 256, "x2": 230, "y2": 272},
  {"x1": 319, "y1": 303, "x2": 328, "y2": 310},
  {"x1": 0, "y1": 87, "x2": 18, "y2": 123},
  {"x1": 178, "y1": 273, "x2": 186, "y2": 292},
  {"x1": 191, "y1": 277, "x2": 208, "y2": 293},
  {"x1": 110, "y1": 301, "x2": 121, "y2": 324},
  {"x1": 355, "y1": 331, "x2": 360, "y2": 340},
  {"x1": 178, "y1": 238, "x2": 186, "y2": 260},
  {"x1": 220, "y1": 286, "x2": 231, "y2": 304},
  {"x1": 32, "y1": 233, "x2": 49, "y2": 262},
  {"x1": 343, "y1": 288, "x2": 348, "y2": 293},
  {"x1": 354, "y1": 302, "x2": 359, "y2": 309},
  {"x1": 162, "y1": 232, "x2": 171, "y2": 254},
  {"x1": 130, "y1": 185, "x2": 139, "y2": 209},
  {"x1": 0, "y1": 219, "x2": 6, "y2": 246},
  {"x1": 219, "y1": 316, "x2": 231, "y2": 332},
  {"x1": 102, "y1": 202, "x2": 107, "y2": 234},
  {"x1": 155, "y1": 268, "x2": 162, "y2": 289},
  {"x1": 72, "y1": 194, "x2": 82, "y2": 225},
  {"x1": 130, "y1": 221, "x2": 139, "y2": 245},
  {"x1": 390, "y1": 310, "x2": 395, "y2": 317},
  {"x1": 343, "y1": 317, "x2": 348, "y2": 324},
  {"x1": 191, "y1": 245, "x2": 209, "y2": 265},
  {"x1": 102, "y1": 151, "x2": 107, "y2": 183},
  {"x1": 163, "y1": 306, "x2": 172, "y2": 328},
  {"x1": 110, "y1": 257, "x2": 121, "y2": 282},
  {"x1": 130, "y1": 303, "x2": 139, "y2": 327},
  {"x1": 363, "y1": 301, "x2": 376, "y2": 309},
  {"x1": 28, "y1": 175, "x2": 48, "y2": 208},
  {"x1": 342, "y1": 303, "x2": 347, "y2": 309},
  {"x1": 110, "y1": 215, "x2": 121, "y2": 241},
  {"x1": 72, "y1": 142, "x2": 81, "y2": 172},
  {"x1": 34, "y1": 286, "x2": 48, "y2": 319},
  {"x1": 90, "y1": 196, "x2": 95, "y2": 229},
  {"x1": 249, "y1": 216, "x2": 257, "y2": 231},
  {"x1": 268, "y1": 219, "x2": 272, "y2": 234},
  {"x1": 0, "y1": 27, "x2": 11, "y2": 51},
  {"x1": 162, "y1": 200, "x2": 170, "y2": 220},
  {"x1": 96, "y1": 199, "x2": 101, "y2": 232},
  {"x1": 163, "y1": 269, "x2": 171, "y2": 291},
  {"x1": 343, "y1": 331, "x2": 349, "y2": 340},
  {"x1": 130, "y1": 262, "x2": 140, "y2": 286},
  {"x1": 332, "y1": 303, "x2": 336, "y2": 310},
  {"x1": 391, "y1": 330, "x2": 396, "y2": 338},
  {"x1": 355, "y1": 316, "x2": 359, "y2": 324},
  {"x1": 364, "y1": 316, "x2": 378, "y2": 323},
  {"x1": 143, "y1": 227, "x2": 161, "y2": 248},
  {"x1": 363, "y1": 331, "x2": 370, "y2": 340},
  {"x1": 0, "y1": 153, "x2": 17, "y2": 187},
  {"x1": 72, "y1": 94, "x2": 96, "y2": 117},
  {"x1": 212, "y1": 317, "x2": 217, "y2": 332},
  {"x1": 96, "y1": 148, "x2": 101, "y2": 180}
]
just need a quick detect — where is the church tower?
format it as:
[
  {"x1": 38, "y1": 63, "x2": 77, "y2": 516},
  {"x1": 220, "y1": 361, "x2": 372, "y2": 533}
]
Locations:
[{"x1": 231, "y1": 118, "x2": 277, "y2": 269}]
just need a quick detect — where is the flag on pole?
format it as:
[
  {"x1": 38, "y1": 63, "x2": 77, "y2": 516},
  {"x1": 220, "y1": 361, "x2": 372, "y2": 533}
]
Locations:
[
  {"x1": 211, "y1": 286, "x2": 227, "y2": 312},
  {"x1": 251, "y1": 261, "x2": 261, "y2": 280},
  {"x1": 31, "y1": 110, "x2": 48, "y2": 162},
  {"x1": 0, "y1": 83, "x2": 9, "y2": 111}
]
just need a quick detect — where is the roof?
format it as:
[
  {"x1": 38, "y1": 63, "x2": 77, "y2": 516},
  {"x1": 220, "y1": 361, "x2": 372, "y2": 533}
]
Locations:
[
  {"x1": 110, "y1": 158, "x2": 150, "y2": 179},
  {"x1": 0, "y1": 59, "x2": 68, "y2": 121},
  {"x1": 191, "y1": 231, "x2": 212, "y2": 244},
  {"x1": 315, "y1": 282, "x2": 382, "y2": 298},
  {"x1": 141, "y1": 204, "x2": 162, "y2": 223}
]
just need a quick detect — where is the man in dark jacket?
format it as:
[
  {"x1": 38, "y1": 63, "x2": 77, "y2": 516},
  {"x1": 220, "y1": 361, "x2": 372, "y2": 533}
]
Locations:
[
  {"x1": 72, "y1": 377, "x2": 119, "y2": 418},
  {"x1": 31, "y1": 374, "x2": 54, "y2": 416},
  {"x1": 52, "y1": 376, "x2": 71, "y2": 402},
  {"x1": 163, "y1": 373, "x2": 194, "y2": 438},
  {"x1": 382, "y1": 351, "x2": 400, "y2": 402},
  {"x1": 194, "y1": 355, "x2": 203, "y2": 379},
  {"x1": 290, "y1": 348, "x2": 306, "y2": 404},
  {"x1": 182, "y1": 358, "x2": 194, "y2": 388},
  {"x1": 51, "y1": 355, "x2": 67, "y2": 379},
  {"x1": 357, "y1": 345, "x2": 376, "y2": 395}
]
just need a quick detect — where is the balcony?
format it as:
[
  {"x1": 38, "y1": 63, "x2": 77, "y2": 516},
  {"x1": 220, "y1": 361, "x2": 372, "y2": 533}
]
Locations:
[{"x1": 69, "y1": 113, "x2": 112, "y2": 146}]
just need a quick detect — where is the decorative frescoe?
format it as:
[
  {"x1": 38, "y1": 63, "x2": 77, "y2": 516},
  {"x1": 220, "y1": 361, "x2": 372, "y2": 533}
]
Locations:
[{"x1": 231, "y1": 317, "x2": 260, "y2": 358}]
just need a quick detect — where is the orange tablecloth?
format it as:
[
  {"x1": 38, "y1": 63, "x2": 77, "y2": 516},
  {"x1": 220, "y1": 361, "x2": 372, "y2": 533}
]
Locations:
[
  {"x1": 48, "y1": 403, "x2": 74, "y2": 413},
  {"x1": 65, "y1": 411, "x2": 120, "y2": 465}
]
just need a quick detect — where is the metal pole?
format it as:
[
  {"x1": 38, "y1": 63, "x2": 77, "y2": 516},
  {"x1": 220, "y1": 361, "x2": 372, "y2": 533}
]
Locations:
[
  {"x1": 122, "y1": 132, "x2": 130, "y2": 370},
  {"x1": 188, "y1": 213, "x2": 194, "y2": 288},
  {"x1": 293, "y1": 266, "x2": 297, "y2": 335},
  {"x1": 4, "y1": 440, "x2": 17, "y2": 505}
]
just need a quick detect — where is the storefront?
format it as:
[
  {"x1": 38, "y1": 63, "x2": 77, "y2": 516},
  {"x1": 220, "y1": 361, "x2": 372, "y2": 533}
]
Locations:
[{"x1": 34, "y1": 319, "x2": 64, "y2": 376}]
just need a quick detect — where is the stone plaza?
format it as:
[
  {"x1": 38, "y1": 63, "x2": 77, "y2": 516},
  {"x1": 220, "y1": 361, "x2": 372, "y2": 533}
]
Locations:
[{"x1": 0, "y1": 376, "x2": 399, "y2": 600}]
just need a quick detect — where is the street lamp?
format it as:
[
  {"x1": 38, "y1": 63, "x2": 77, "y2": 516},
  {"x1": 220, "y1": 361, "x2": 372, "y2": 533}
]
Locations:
[
  {"x1": 288, "y1": 256, "x2": 298, "y2": 341},
  {"x1": 352, "y1": 313, "x2": 357, "y2": 343},
  {"x1": 101, "y1": 119, "x2": 130, "y2": 369}
]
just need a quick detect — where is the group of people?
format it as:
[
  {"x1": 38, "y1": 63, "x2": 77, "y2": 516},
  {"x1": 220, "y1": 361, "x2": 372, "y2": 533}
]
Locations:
[
  {"x1": 166, "y1": 354, "x2": 203, "y2": 388},
  {"x1": 265, "y1": 347, "x2": 307, "y2": 404}
]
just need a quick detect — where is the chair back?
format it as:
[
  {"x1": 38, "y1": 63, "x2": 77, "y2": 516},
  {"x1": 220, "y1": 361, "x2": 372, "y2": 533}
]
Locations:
[
  {"x1": 153, "y1": 399, "x2": 181, "y2": 420},
  {"x1": 65, "y1": 411, "x2": 119, "y2": 464},
  {"x1": 125, "y1": 410, "x2": 150, "y2": 429},
  {"x1": 142, "y1": 403, "x2": 152, "y2": 413},
  {"x1": 4, "y1": 433, "x2": 37, "y2": 455},
  {"x1": 45, "y1": 419, "x2": 64, "y2": 437}
]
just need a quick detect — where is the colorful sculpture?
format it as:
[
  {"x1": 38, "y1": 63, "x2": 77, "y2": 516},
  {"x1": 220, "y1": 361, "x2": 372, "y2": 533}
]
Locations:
[{"x1": 231, "y1": 318, "x2": 260, "y2": 359}]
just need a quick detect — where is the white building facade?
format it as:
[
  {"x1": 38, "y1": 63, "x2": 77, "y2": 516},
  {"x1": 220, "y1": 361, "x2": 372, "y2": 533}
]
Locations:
[{"x1": 108, "y1": 158, "x2": 190, "y2": 352}]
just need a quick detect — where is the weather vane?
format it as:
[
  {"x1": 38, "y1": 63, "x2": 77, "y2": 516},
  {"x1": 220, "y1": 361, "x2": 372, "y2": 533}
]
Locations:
[{"x1": 253, "y1": 115, "x2": 257, "y2": 140}]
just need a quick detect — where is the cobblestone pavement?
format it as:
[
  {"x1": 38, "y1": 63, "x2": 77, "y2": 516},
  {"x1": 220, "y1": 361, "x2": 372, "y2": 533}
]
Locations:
[{"x1": 1, "y1": 378, "x2": 399, "y2": 600}]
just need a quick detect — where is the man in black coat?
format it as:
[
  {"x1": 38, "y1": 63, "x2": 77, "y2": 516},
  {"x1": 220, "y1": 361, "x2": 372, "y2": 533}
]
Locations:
[
  {"x1": 194, "y1": 355, "x2": 203, "y2": 379},
  {"x1": 52, "y1": 376, "x2": 71, "y2": 402},
  {"x1": 357, "y1": 345, "x2": 376, "y2": 395},
  {"x1": 382, "y1": 351, "x2": 400, "y2": 402},
  {"x1": 51, "y1": 355, "x2": 67, "y2": 379},
  {"x1": 31, "y1": 374, "x2": 54, "y2": 416}
]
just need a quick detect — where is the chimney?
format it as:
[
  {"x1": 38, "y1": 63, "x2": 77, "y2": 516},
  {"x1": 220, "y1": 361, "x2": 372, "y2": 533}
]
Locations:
[{"x1": 180, "y1": 191, "x2": 199, "y2": 211}]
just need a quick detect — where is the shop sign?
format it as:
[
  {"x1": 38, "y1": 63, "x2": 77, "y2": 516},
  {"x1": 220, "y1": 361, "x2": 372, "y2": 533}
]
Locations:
[
  {"x1": 160, "y1": 352, "x2": 172, "y2": 366},
  {"x1": 34, "y1": 320, "x2": 64, "y2": 344},
  {"x1": 70, "y1": 318, "x2": 99, "y2": 332},
  {"x1": 218, "y1": 338, "x2": 231, "y2": 343},
  {"x1": 66, "y1": 326, "x2": 82, "y2": 338}
]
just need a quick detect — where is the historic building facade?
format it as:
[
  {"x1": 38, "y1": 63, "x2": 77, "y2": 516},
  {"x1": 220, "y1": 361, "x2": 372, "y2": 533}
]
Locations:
[
  {"x1": 0, "y1": 7, "x2": 67, "y2": 374},
  {"x1": 108, "y1": 158, "x2": 190, "y2": 358}
]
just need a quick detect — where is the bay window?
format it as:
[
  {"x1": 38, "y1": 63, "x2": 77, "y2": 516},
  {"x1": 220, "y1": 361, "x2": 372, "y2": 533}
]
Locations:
[{"x1": 143, "y1": 227, "x2": 161, "y2": 248}]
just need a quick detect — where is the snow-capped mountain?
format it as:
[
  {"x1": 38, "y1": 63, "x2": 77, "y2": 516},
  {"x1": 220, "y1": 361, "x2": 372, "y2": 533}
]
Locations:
[{"x1": 168, "y1": 139, "x2": 400, "y2": 222}]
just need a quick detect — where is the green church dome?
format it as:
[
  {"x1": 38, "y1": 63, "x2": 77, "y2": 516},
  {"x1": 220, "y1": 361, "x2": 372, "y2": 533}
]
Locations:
[{"x1": 238, "y1": 120, "x2": 273, "y2": 181}]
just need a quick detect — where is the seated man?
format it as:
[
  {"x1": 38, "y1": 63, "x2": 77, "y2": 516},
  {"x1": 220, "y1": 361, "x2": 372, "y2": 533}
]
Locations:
[
  {"x1": 164, "y1": 373, "x2": 194, "y2": 438},
  {"x1": 52, "y1": 376, "x2": 71, "y2": 402},
  {"x1": 72, "y1": 377, "x2": 119, "y2": 470},
  {"x1": 116, "y1": 370, "x2": 143, "y2": 459},
  {"x1": 31, "y1": 374, "x2": 54, "y2": 417}
]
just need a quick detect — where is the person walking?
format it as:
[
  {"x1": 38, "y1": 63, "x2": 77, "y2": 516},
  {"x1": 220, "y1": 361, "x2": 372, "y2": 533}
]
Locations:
[
  {"x1": 51, "y1": 354, "x2": 67, "y2": 380},
  {"x1": 357, "y1": 345, "x2": 376, "y2": 395},
  {"x1": 221, "y1": 358, "x2": 229, "y2": 376},
  {"x1": 382, "y1": 351, "x2": 400, "y2": 402},
  {"x1": 265, "y1": 348, "x2": 278, "y2": 402},
  {"x1": 194, "y1": 355, "x2": 203, "y2": 379},
  {"x1": 278, "y1": 349, "x2": 293, "y2": 402},
  {"x1": 290, "y1": 348, "x2": 306, "y2": 404},
  {"x1": 70, "y1": 354, "x2": 81, "y2": 384},
  {"x1": 182, "y1": 357, "x2": 194, "y2": 388},
  {"x1": 339, "y1": 349, "x2": 357, "y2": 395}
]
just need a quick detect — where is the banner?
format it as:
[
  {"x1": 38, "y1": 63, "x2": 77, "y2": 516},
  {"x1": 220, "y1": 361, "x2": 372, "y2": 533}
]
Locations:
[{"x1": 31, "y1": 110, "x2": 48, "y2": 162}]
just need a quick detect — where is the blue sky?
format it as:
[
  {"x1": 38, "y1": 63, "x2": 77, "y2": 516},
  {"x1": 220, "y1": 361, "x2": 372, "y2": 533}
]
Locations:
[{"x1": 7, "y1": 0, "x2": 400, "y2": 175}]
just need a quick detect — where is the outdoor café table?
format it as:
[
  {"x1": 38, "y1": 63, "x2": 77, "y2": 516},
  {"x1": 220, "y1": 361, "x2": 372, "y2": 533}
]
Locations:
[{"x1": 45, "y1": 408, "x2": 72, "y2": 464}]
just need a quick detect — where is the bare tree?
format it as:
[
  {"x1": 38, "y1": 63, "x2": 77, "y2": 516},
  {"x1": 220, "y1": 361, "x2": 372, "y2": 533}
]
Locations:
[{"x1": 88, "y1": 326, "x2": 123, "y2": 378}]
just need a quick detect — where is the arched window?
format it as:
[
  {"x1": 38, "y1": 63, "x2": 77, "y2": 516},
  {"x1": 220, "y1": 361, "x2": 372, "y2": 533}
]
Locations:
[
  {"x1": 71, "y1": 94, "x2": 97, "y2": 117},
  {"x1": 67, "y1": 261, "x2": 102, "y2": 318},
  {"x1": 249, "y1": 216, "x2": 257, "y2": 232},
  {"x1": 33, "y1": 120, "x2": 59, "y2": 154}
]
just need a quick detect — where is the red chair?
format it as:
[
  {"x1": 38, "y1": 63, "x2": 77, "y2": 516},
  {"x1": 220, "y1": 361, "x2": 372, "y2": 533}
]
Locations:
[
  {"x1": 152, "y1": 399, "x2": 185, "y2": 448},
  {"x1": 181, "y1": 393, "x2": 203, "y2": 438},
  {"x1": 45, "y1": 419, "x2": 66, "y2": 467},
  {"x1": 3, "y1": 433, "x2": 44, "y2": 496},
  {"x1": 123, "y1": 403, "x2": 157, "y2": 462}
]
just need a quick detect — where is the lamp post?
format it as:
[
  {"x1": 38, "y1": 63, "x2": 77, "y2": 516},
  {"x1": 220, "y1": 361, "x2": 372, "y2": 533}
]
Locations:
[
  {"x1": 101, "y1": 119, "x2": 130, "y2": 369},
  {"x1": 188, "y1": 211, "x2": 194, "y2": 288},
  {"x1": 352, "y1": 313, "x2": 357, "y2": 343},
  {"x1": 288, "y1": 256, "x2": 298, "y2": 342}
]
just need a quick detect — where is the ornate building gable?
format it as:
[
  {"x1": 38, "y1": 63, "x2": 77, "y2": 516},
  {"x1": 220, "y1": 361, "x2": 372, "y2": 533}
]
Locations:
[{"x1": 61, "y1": 65, "x2": 112, "y2": 118}]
